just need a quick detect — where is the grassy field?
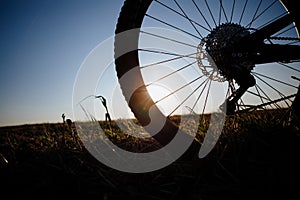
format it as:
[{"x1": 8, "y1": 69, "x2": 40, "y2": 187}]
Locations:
[{"x1": 1, "y1": 110, "x2": 300, "y2": 200}]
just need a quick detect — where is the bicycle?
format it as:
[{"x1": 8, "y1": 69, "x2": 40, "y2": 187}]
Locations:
[{"x1": 114, "y1": 0, "x2": 300, "y2": 147}]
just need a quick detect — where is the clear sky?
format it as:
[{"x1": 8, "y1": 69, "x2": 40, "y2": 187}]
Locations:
[
  {"x1": 1, "y1": 0, "x2": 298, "y2": 127},
  {"x1": 0, "y1": 0, "x2": 123, "y2": 126}
]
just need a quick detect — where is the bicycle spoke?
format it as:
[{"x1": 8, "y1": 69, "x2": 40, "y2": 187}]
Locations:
[
  {"x1": 255, "y1": 13, "x2": 290, "y2": 37},
  {"x1": 255, "y1": 83, "x2": 282, "y2": 110},
  {"x1": 145, "y1": 14, "x2": 201, "y2": 40},
  {"x1": 153, "y1": 0, "x2": 210, "y2": 33},
  {"x1": 278, "y1": 62, "x2": 300, "y2": 73},
  {"x1": 255, "y1": 85, "x2": 266, "y2": 107},
  {"x1": 201, "y1": 79, "x2": 212, "y2": 116},
  {"x1": 141, "y1": 31, "x2": 198, "y2": 49},
  {"x1": 192, "y1": 0, "x2": 212, "y2": 31},
  {"x1": 218, "y1": 0, "x2": 222, "y2": 25},
  {"x1": 173, "y1": 0, "x2": 203, "y2": 38},
  {"x1": 246, "y1": 90, "x2": 269, "y2": 102},
  {"x1": 230, "y1": 0, "x2": 236, "y2": 23},
  {"x1": 205, "y1": 0, "x2": 217, "y2": 27},
  {"x1": 253, "y1": 73, "x2": 293, "y2": 106},
  {"x1": 141, "y1": 53, "x2": 196, "y2": 69},
  {"x1": 247, "y1": 0, "x2": 277, "y2": 28},
  {"x1": 253, "y1": 73, "x2": 292, "y2": 99},
  {"x1": 246, "y1": 0, "x2": 262, "y2": 28},
  {"x1": 252, "y1": 72, "x2": 298, "y2": 89},
  {"x1": 237, "y1": 93, "x2": 296, "y2": 113},
  {"x1": 153, "y1": 74, "x2": 207, "y2": 105},
  {"x1": 138, "y1": 48, "x2": 197, "y2": 59},
  {"x1": 192, "y1": 77, "x2": 213, "y2": 111},
  {"x1": 238, "y1": 0, "x2": 248, "y2": 25},
  {"x1": 168, "y1": 77, "x2": 211, "y2": 116},
  {"x1": 259, "y1": 12, "x2": 286, "y2": 33},
  {"x1": 218, "y1": 0, "x2": 229, "y2": 23},
  {"x1": 273, "y1": 25, "x2": 295, "y2": 37},
  {"x1": 243, "y1": 86, "x2": 268, "y2": 110},
  {"x1": 145, "y1": 61, "x2": 198, "y2": 86}
]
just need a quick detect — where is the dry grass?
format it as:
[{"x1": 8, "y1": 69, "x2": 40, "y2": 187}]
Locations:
[{"x1": 1, "y1": 110, "x2": 300, "y2": 199}]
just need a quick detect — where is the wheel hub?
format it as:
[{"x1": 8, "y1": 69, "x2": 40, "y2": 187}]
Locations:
[{"x1": 197, "y1": 23, "x2": 254, "y2": 82}]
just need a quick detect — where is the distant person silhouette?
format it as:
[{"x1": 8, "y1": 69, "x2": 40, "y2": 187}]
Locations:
[
  {"x1": 96, "y1": 95, "x2": 112, "y2": 124},
  {"x1": 62, "y1": 113, "x2": 66, "y2": 124}
]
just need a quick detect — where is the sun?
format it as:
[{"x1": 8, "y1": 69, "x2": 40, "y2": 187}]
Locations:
[{"x1": 146, "y1": 83, "x2": 181, "y2": 116}]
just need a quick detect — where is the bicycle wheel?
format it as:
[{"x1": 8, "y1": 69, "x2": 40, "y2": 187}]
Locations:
[{"x1": 114, "y1": 0, "x2": 300, "y2": 145}]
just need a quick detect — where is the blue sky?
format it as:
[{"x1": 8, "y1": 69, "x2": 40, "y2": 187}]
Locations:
[
  {"x1": 0, "y1": 0, "x2": 123, "y2": 126},
  {"x1": 1, "y1": 0, "x2": 298, "y2": 127}
]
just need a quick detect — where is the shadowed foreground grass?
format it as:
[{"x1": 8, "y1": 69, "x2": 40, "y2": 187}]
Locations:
[{"x1": 1, "y1": 111, "x2": 300, "y2": 200}]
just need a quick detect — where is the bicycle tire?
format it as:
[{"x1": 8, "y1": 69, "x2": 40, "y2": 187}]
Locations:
[{"x1": 114, "y1": 0, "x2": 300, "y2": 145}]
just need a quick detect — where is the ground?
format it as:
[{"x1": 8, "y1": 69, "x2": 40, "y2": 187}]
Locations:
[{"x1": 1, "y1": 113, "x2": 300, "y2": 200}]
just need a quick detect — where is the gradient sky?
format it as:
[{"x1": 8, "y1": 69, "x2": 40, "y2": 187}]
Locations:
[
  {"x1": 0, "y1": 0, "x2": 123, "y2": 126},
  {"x1": 1, "y1": 0, "x2": 298, "y2": 127}
]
